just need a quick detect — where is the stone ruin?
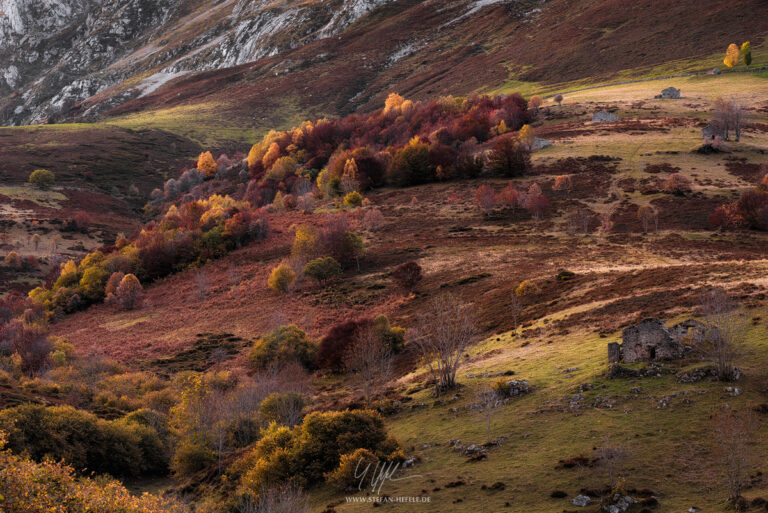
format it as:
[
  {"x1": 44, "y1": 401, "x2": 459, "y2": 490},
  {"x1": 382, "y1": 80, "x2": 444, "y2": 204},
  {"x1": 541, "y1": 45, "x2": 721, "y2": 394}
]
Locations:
[
  {"x1": 654, "y1": 86, "x2": 681, "y2": 99},
  {"x1": 607, "y1": 318, "x2": 705, "y2": 363}
]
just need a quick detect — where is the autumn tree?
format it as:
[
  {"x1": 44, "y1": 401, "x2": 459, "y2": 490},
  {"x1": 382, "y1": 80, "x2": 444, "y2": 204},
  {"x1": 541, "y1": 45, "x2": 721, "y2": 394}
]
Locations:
[
  {"x1": 410, "y1": 294, "x2": 477, "y2": 394},
  {"x1": 497, "y1": 182, "x2": 519, "y2": 215},
  {"x1": 268, "y1": 263, "x2": 296, "y2": 293},
  {"x1": 391, "y1": 261, "x2": 422, "y2": 293},
  {"x1": 343, "y1": 324, "x2": 392, "y2": 405},
  {"x1": 554, "y1": 94, "x2": 564, "y2": 107},
  {"x1": 29, "y1": 169, "x2": 55, "y2": 189},
  {"x1": 197, "y1": 151, "x2": 218, "y2": 178},
  {"x1": 111, "y1": 274, "x2": 143, "y2": 310},
  {"x1": 712, "y1": 406, "x2": 756, "y2": 503},
  {"x1": 515, "y1": 280, "x2": 539, "y2": 298},
  {"x1": 637, "y1": 205, "x2": 658, "y2": 233},
  {"x1": 524, "y1": 183, "x2": 550, "y2": 220},
  {"x1": 528, "y1": 95, "x2": 543, "y2": 114},
  {"x1": 741, "y1": 42, "x2": 752, "y2": 68},
  {"x1": 553, "y1": 175, "x2": 572, "y2": 199},
  {"x1": 291, "y1": 225, "x2": 319, "y2": 263},
  {"x1": 475, "y1": 385, "x2": 502, "y2": 444},
  {"x1": 487, "y1": 136, "x2": 530, "y2": 177},
  {"x1": 518, "y1": 124, "x2": 535, "y2": 151},
  {"x1": 698, "y1": 288, "x2": 745, "y2": 381},
  {"x1": 724, "y1": 43, "x2": 740, "y2": 68},
  {"x1": 475, "y1": 184, "x2": 496, "y2": 216},
  {"x1": 362, "y1": 208, "x2": 385, "y2": 231}
]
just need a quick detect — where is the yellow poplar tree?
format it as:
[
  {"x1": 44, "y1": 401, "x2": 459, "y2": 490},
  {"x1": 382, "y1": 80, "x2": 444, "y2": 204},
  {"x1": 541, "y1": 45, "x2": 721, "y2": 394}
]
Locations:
[{"x1": 724, "y1": 43, "x2": 740, "y2": 68}]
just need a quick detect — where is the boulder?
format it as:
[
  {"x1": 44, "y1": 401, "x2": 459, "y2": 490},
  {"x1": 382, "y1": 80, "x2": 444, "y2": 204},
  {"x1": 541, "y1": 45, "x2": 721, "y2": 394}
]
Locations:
[
  {"x1": 532, "y1": 137, "x2": 553, "y2": 150},
  {"x1": 572, "y1": 495, "x2": 591, "y2": 507},
  {"x1": 592, "y1": 111, "x2": 619, "y2": 123}
]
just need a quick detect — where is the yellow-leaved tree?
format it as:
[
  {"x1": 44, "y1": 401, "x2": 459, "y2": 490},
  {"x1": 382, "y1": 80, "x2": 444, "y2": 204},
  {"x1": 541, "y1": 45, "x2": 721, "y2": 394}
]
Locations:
[
  {"x1": 197, "y1": 151, "x2": 217, "y2": 178},
  {"x1": 518, "y1": 124, "x2": 535, "y2": 151},
  {"x1": 724, "y1": 43, "x2": 740, "y2": 68}
]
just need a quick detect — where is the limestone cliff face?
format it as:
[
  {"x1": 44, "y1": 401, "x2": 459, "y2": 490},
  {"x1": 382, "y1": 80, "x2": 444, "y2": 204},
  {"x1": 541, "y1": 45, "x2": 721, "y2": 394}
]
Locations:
[{"x1": 0, "y1": 0, "x2": 397, "y2": 125}]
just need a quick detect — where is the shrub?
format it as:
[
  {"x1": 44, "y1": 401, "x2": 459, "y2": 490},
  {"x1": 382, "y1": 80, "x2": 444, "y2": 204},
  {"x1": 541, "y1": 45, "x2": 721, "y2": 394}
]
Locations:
[
  {"x1": 171, "y1": 440, "x2": 216, "y2": 477},
  {"x1": 362, "y1": 208, "x2": 385, "y2": 231},
  {"x1": 249, "y1": 325, "x2": 318, "y2": 371},
  {"x1": 236, "y1": 409, "x2": 398, "y2": 493},
  {"x1": 326, "y1": 448, "x2": 378, "y2": 490},
  {"x1": 0, "y1": 431, "x2": 186, "y2": 513},
  {"x1": 268, "y1": 263, "x2": 296, "y2": 293},
  {"x1": 391, "y1": 261, "x2": 422, "y2": 292},
  {"x1": 515, "y1": 280, "x2": 539, "y2": 297},
  {"x1": 29, "y1": 169, "x2": 55, "y2": 188},
  {"x1": 259, "y1": 392, "x2": 306, "y2": 427},
  {"x1": 291, "y1": 225, "x2": 319, "y2": 262},
  {"x1": 303, "y1": 257, "x2": 342, "y2": 285},
  {"x1": 553, "y1": 175, "x2": 572, "y2": 199},
  {"x1": 663, "y1": 173, "x2": 692, "y2": 195},
  {"x1": 0, "y1": 404, "x2": 167, "y2": 478},
  {"x1": 736, "y1": 189, "x2": 768, "y2": 230},
  {"x1": 343, "y1": 190, "x2": 363, "y2": 207},
  {"x1": 4, "y1": 251, "x2": 21, "y2": 269}
]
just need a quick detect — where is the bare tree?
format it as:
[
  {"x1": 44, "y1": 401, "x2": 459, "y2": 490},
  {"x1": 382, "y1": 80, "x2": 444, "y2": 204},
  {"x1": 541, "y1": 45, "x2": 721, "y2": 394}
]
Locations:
[
  {"x1": 509, "y1": 294, "x2": 522, "y2": 334},
  {"x1": 712, "y1": 405, "x2": 756, "y2": 502},
  {"x1": 699, "y1": 288, "x2": 746, "y2": 381},
  {"x1": 238, "y1": 483, "x2": 310, "y2": 513},
  {"x1": 411, "y1": 294, "x2": 477, "y2": 395},
  {"x1": 595, "y1": 437, "x2": 628, "y2": 490},
  {"x1": 194, "y1": 269, "x2": 210, "y2": 301},
  {"x1": 578, "y1": 208, "x2": 592, "y2": 235},
  {"x1": 475, "y1": 385, "x2": 502, "y2": 444},
  {"x1": 344, "y1": 325, "x2": 392, "y2": 405},
  {"x1": 713, "y1": 98, "x2": 745, "y2": 142}
]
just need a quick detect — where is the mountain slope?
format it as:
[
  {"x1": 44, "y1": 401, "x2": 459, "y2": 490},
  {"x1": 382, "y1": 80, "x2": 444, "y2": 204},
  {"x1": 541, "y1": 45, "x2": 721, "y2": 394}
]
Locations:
[{"x1": 2, "y1": 0, "x2": 767, "y2": 131}]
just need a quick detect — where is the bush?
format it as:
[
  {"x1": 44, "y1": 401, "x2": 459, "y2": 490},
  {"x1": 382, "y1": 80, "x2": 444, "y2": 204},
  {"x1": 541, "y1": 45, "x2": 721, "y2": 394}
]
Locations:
[
  {"x1": 0, "y1": 430, "x2": 186, "y2": 513},
  {"x1": 235, "y1": 409, "x2": 398, "y2": 493},
  {"x1": 249, "y1": 325, "x2": 318, "y2": 371},
  {"x1": 391, "y1": 261, "x2": 422, "y2": 292},
  {"x1": 362, "y1": 208, "x2": 385, "y2": 231},
  {"x1": 268, "y1": 263, "x2": 296, "y2": 293},
  {"x1": 343, "y1": 191, "x2": 363, "y2": 207},
  {"x1": 29, "y1": 169, "x2": 55, "y2": 188},
  {"x1": 259, "y1": 392, "x2": 306, "y2": 427},
  {"x1": 662, "y1": 173, "x2": 692, "y2": 195},
  {"x1": 4, "y1": 251, "x2": 21, "y2": 269},
  {"x1": 515, "y1": 280, "x2": 539, "y2": 297},
  {"x1": 326, "y1": 448, "x2": 378, "y2": 490},
  {"x1": 303, "y1": 257, "x2": 342, "y2": 285},
  {"x1": 736, "y1": 189, "x2": 768, "y2": 230},
  {"x1": 317, "y1": 316, "x2": 405, "y2": 370},
  {"x1": 0, "y1": 404, "x2": 167, "y2": 478},
  {"x1": 171, "y1": 440, "x2": 216, "y2": 477}
]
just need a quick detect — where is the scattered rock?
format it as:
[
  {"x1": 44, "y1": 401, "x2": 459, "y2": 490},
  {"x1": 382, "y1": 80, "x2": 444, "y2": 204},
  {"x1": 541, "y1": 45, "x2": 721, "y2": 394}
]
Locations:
[
  {"x1": 725, "y1": 386, "x2": 742, "y2": 397},
  {"x1": 676, "y1": 366, "x2": 718, "y2": 383},
  {"x1": 592, "y1": 111, "x2": 619, "y2": 123},
  {"x1": 533, "y1": 137, "x2": 553, "y2": 150},
  {"x1": 572, "y1": 495, "x2": 591, "y2": 507},
  {"x1": 602, "y1": 494, "x2": 636, "y2": 513}
]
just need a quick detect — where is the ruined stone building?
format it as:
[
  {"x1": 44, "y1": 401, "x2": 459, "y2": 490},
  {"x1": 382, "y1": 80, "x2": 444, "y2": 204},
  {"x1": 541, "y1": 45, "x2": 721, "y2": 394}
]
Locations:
[{"x1": 608, "y1": 318, "x2": 703, "y2": 363}]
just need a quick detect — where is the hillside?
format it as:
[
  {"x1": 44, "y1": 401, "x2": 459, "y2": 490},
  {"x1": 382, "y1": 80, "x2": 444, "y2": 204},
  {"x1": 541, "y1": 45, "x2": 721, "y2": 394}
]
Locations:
[
  {"x1": 22, "y1": 72, "x2": 765, "y2": 511},
  {"x1": 3, "y1": 3, "x2": 768, "y2": 510}
]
